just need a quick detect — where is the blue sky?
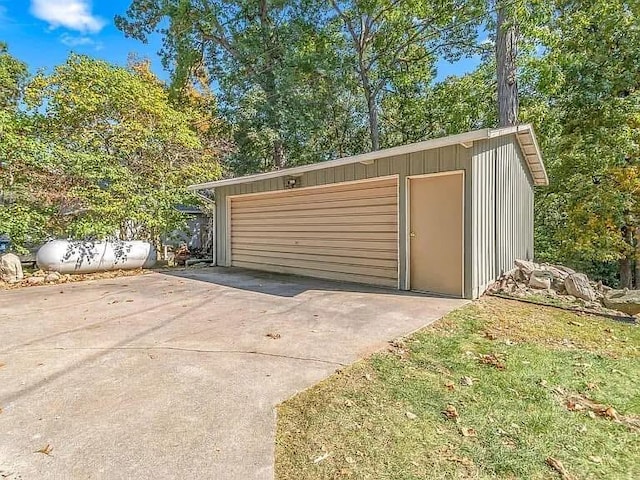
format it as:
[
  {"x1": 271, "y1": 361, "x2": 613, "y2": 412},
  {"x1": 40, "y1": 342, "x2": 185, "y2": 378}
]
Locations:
[{"x1": 0, "y1": 0, "x2": 479, "y2": 82}]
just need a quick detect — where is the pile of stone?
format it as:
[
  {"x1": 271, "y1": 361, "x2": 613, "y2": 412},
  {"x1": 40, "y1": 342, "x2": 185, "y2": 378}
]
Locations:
[
  {"x1": 1, "y1": 253, "x2": 70, "y2": 287},
  {"x1": 488, "y1": 259, "x2": 640, "y2": 318}
]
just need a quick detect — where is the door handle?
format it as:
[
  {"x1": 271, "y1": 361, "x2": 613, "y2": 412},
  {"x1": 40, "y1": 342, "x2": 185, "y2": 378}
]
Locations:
[{"x1": 410, "y1": 232, "x2": 416, "y2": 238}]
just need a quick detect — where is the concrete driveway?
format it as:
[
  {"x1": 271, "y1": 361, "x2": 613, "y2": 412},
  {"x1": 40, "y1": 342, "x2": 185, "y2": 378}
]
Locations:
[{"x1": 0, "y1": 268, "x2": 467, "y2": 479}]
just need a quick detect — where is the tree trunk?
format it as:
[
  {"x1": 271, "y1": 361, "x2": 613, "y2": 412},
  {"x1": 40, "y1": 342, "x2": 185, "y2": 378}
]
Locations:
[
  {"x1": 273, "y1": 138, "x2": 285, "y2": 169},
  {"x1": 496, "y1": 1, "x2": 519, "y2": 127},
  {"x1": 635, "y1": 227, "x2": 640, "y2": 289},
  {"x1": 620, "y1": 225, "x2": 634, "y2": 288},
  {"x1": 620, "y1": 257, "x2": 633, "y2": 289},
  {"x1": 362, "y1": 76, "x2": 380, "y2": 150},
  {"x1": 259, "y1": 0, "x2": 285, "y2": 170}
]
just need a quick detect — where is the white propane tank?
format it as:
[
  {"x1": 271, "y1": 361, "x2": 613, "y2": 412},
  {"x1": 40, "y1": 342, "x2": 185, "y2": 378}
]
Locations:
[{"x1": 36, "y1": 240, "x2": 156, "y2": 274}]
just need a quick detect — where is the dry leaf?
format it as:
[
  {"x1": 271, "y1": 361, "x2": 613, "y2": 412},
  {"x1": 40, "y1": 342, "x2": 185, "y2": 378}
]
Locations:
[
  {"x1": 442, "y1": 405, "x2": 460, "y2": 422},
  {"x1": 484, "y1": 332, "x2": 498, "y2": 340},
  {"x1": 566, "y1": 399, "x2": 585, "y2": 412},
  {"x1": 266, "y1": 332, "x2": 281, "y2": 339},
  {"x1": 588, "y1": 456, "x2": 602, "y2": 464},
  {"x1": 313, "y1": 452, "x2": 331, "y2": 464},
  {"x1": 405, "y1": 411, "x2": 417, "y2": 420},
  {"x1": 586, "y1": 382, "x2": 598, "y2": 390},
  {"x1": 364, "y1": 373, "x2": 372, "y2": 381},
  {"x1": 460, "y1": 427, "x2": 477, "y2": 437},
  {"x1": 546, "y1": 457, "x2": 576, "y2": 480},
  {"x1": 344, "y1": 399, "x2": 354, "y2": 408},
  {"x1": 444, "y1": 381, "x2": 455, "y2": 391},
  {"x1": 444, "y1": 455, "x2": 474, "y2": 467},
  {"x1": 568, "y1": 321, "x2": 583, "y2": 327},
  {"x1": 460, "y1": 376, "x2": 474, "y2": 387},
  {"x1": 35, "y1": 444, "x2": 53, "y2": 456},
  {"x1": 479, "y1": 353, "x2": 506, "y2": 370}
]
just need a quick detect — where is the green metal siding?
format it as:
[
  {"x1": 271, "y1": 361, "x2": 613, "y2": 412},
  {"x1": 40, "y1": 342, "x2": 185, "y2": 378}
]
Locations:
[
  {"x1": 215, "y1": 144, "x2": 474, "y2": 296},
  {"x1": 471, "y1": 135, "x2": 535, "y2": 298}
]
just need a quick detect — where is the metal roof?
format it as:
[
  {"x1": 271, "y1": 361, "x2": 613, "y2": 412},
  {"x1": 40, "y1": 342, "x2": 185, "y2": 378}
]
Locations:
[{"x1": 188, "y1": 124, "x2": 548, "y2": 192}]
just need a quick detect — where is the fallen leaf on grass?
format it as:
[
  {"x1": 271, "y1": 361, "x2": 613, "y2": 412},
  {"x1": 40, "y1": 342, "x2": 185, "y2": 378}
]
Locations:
[
  {"x1": 588, "y1": 456, "x2": 602, "y2": 464},
  {"x1": 444, "y1": 454, "x2": 474, "y2": 467},
  {"x1": 564, "y1": 394, "x2": 640, "y2": 431},
  {"x1": 266, "y1": 332, "x2": 281, "y2": 339},
  {"x1": 483, "y1": 332, "x2": 498, "y2": 340},
  {"x1": 364, "y1": 373, "x2": 372, "y2": 381},
  {"x1": 442, "y1": 405, "x2": 460, "y2": 422},
  {"x1": 460, "y1": 376, "x2": 474, "y2": 386},
  {"x1": 546, "y1": 457, "x2": 576, "y2": 480},
  {"x1": 568, "y1": 321, "x2": 583, "y2": 327},
  {"x1": 460, "y1": 427, "x2": 477, "y2": 437},
  {"x1": 566, "y1": 399, "x2": 585, "y2": 412},
  {"x1": 444, "y1": 381, "x2": 455, "y2": 391},
  {"x1": 313, "y1": 452, "x2": 331, "y2": 464},
  {"x1": 478, "y1": 353, "x2": 506, "y2": 370},
  {"x1": 405, "y1": 411, "x2": 417, "y2": 420},
  {"x1": 35, "y1": 444, "x2": 53, "y2": 456}
]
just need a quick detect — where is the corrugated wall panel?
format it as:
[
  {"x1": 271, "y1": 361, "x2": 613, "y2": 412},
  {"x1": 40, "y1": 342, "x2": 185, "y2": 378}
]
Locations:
[
  {"x1": 495, "y1": 136, "x2": 535, "y2": 274},
  {"x1": 471, "y1": 135, "x2": 535, "y2": 298},
  {"x1": 471, "y1": 140, "x2": 496, "y2": 298}
]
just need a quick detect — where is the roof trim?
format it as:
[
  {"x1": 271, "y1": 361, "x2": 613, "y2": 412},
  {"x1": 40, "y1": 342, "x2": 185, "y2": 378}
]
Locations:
[{"x1": 188, "y1": 124, "x2": 548, "y2": 191}]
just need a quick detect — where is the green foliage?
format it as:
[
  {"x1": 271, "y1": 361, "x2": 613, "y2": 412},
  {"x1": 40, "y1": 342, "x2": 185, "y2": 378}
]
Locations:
[
  {"x1": 1, "y1": 49, "x2": 224, "y2": 252},
  {"x1": 532, "y1": 0, "x2": 640, "y2": 285}
]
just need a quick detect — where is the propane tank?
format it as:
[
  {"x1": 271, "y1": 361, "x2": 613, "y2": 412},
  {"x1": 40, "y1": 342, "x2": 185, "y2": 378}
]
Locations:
[{"x1": 36, "y1": 240, "x2": 156, "y2": 274}]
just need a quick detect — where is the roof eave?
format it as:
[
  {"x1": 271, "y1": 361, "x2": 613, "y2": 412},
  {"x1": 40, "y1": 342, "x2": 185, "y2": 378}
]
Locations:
[{"x1": 188, "y1": 124, "x2": 548, "y2": 191}]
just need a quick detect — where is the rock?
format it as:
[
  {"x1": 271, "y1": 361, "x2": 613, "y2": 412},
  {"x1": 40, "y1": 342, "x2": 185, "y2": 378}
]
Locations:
[
  {"x1": 564, "y1": 273, "x2": 597, "y2": 302},
  {"x1": 556, "y1": 265, "x2": 576, "y2": 275},
  {"x1": 528, "y1": 270, "x2": 553, "y2": 289},
  {"x1": 603, "y1": 290, "x2": 640, "y2": 315},
  {"x1": 543, "y1": 265, "x2": 569, "y2": 281},
  {"x1": 514, "y1": 259, "x2": 537, "y2": 276},
  {"x1": 0, "y1": 253, "x2": 23, "y2": 283},
  {"x1": 27, "y1": 276, "x2": 45, "y2": 285},
  {"x1": 44, "y1": 272, "x2": 61, "y2": 283}
]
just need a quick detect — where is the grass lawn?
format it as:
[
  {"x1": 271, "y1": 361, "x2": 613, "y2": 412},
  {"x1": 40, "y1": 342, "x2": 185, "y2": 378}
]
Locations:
[{"x1": 276, "y1": 297, "x2": 639, "y2": 479}]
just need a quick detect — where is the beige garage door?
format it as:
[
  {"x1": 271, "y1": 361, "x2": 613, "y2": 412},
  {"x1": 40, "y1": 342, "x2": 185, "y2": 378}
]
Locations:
[{"x1": 229, "y1": 177, "x2": 398, "y2": 287}]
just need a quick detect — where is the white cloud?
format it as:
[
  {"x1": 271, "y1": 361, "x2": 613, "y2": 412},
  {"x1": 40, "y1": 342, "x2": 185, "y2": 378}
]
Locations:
[
  {"x1": 30, "y1": 0, "x2": 105, "y2": 33},
  {"x1": 60, "y1": 33, "x2": 104, "y2": 51},
  {"x1": 60, "y1": 32, "x2": 94, "y2": 46}
]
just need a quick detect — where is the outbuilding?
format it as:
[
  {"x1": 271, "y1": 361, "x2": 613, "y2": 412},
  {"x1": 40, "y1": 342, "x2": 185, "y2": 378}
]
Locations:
[{"x1": 188, "y1": 124, "x2": 547, "y2": 299}]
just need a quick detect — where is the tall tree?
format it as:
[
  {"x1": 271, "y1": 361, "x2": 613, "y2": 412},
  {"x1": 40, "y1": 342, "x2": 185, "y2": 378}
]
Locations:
[
  {"x1": 117, "y1": 0, "x2": 340, "y2": 172},
  {"x1": 325, "y1": 0, "x2": 483, "y2": 150},
  {"x1": 0, "y1": 43, "x2": 54, "y2": 251},
  {"x1": 534, "y1": 0, "x2": 640, "y2": 288},
  {"x1": 495, "y1": 0, "x2": 519, "y2": 126},
  {"x1": 23, "y1": 55, "x2": 225, "y2": 248}
]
